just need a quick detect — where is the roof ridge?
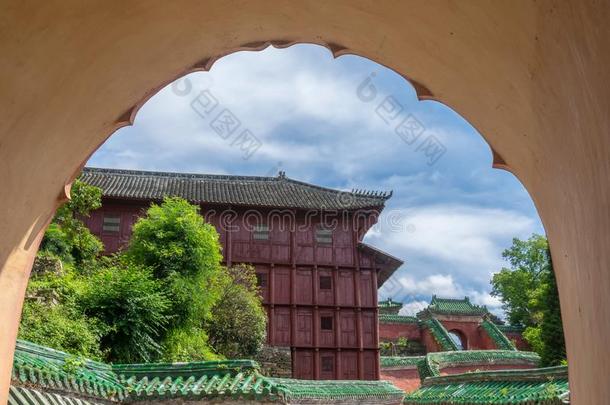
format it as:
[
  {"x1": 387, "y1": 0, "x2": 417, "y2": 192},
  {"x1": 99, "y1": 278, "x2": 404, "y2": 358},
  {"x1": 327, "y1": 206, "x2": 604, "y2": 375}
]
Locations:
[
  {"x1": 281, "y1": 176, "x2": 392, "y2": 200},
  {"x1": 422, "y1": 365, "x2": 567, "y2": 386},
  {"x1": 83, "y1": 166, "x2": 278, "y2": 182},
  {"x1": 432, "y1": 296, "x2": 472, "y2": 302},
  {"x1": 82, "y1": 166, "x2": 392, "y2": 205}
]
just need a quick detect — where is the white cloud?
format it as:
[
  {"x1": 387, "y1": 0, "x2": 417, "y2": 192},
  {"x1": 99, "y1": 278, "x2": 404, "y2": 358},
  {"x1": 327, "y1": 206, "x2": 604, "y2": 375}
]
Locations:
[
  {"x1": 368, "y1": 204, "x2": 536, "y2": 287},
  {"x1": 389, "y1": 274, "x2": 461, "y2": 297}
]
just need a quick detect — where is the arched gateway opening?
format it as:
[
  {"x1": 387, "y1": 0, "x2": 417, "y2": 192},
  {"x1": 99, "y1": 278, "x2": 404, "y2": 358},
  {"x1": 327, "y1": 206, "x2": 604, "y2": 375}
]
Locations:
[
  {"x1": 1, "y1": 2, "x2": 608, "y2": 404},
  {"x1": 448, "y1": 330, "x2": 467, "y2": 351}
]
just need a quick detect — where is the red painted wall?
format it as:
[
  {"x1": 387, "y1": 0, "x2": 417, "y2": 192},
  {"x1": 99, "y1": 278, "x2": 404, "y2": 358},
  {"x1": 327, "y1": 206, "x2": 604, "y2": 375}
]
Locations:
[
  {"x1": 379, "y1": 368, "x2": 421, "y2": 393},
  {"x1": 379, "y1": 317, "x2": 527, "y2": 353},
  {"x1": 380, "y1": 363, "x2": 536, "y2": 393},
  {"x1": 504, "y1": 332, "x2": 530, "y2": 351},
  {"x1": 421, "y1": 328, "x2": 442, "y2": 352},
  {"x1": 379, "y1": 323, "x2": 421, "y2": 341}
]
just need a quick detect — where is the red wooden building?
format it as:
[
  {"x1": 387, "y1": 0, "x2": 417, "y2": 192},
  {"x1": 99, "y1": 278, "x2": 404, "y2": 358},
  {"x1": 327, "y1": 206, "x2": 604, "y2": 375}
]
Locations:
[{"x1": 80, "y1": 167, "x2": 403, "y2": 380}]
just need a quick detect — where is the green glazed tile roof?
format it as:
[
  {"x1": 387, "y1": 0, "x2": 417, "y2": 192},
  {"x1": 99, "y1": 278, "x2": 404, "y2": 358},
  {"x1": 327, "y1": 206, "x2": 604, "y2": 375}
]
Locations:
[
  {"x1": 422, "y1": 318, "x2": 459, "y2": 351},
  {"x1": 424, "y1": 296, "x2": 488, "y2": 316},
  {"x1": 403, "y1": 366, "x2": 569, "y2": 404},
  {"x1": 112, "y1": 359, "x2": 259, "y2": 379},
  {"x1": 416, "y1": 350, "x2": 540, "y2": 381},
  {"x1": 497, "y1": 325, "x2": 525, "y2": 333},
  {"x1": 82, "y1": 167, "x2": 391, "y2": 210},
  {"x1": 379, "y1": 299, "x2": 404, "y2": 309},
  {"x1": 116, "y1": 366, "x2": 405, "y2": 403},
  {"x1": 12, "y1": 340, "x2": 406, "y2": 404},
  {"x1": 9, "y1": 385, "x2": 106, "y2": 405},
  {"x1": 266, "y1": 377, "x2": 405, "y2": 404},
  {"x1": 379, "y1": 314, "x2": 419, "y2": 324},
  {"x1": 114, "y1": 360, "x2": 278, "y2": 401},
  {"x1": 481, "y1": 320, "x2": 517, "y2": 351},
  {"x1": 381, "y1": 356, "x2": 425, "y2": 369},
  {"x1": 12, "y1": 340, "x2": 126, "y2": 401}
]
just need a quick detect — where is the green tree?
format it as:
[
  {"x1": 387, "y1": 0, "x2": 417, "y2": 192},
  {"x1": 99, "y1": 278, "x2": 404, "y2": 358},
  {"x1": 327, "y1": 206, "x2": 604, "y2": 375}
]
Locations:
[
  {"x1": 19, "y1": 301, "x2": 104, "y2": 360},
  {"x1": 206, "y1": 264, "x2": 267, "y2": 358},
  {"x1": 18, "y1": 268, "x2": 105, "y2": 360},
  {"x1": 127, "y1": 197, "x2": 222, "y2": 280},
  {"x1": 39, "y1": 179, "x2": 103, "y2": 265},
  {"x1": 20, "y1": 179, "x2": 106, "y2": 359},
  {"x1": 491, "y1": 234, "x2": 566, "y2": 366},
  {"x1": 538, "y1": 254, "x2": 566, "y2": 366},
  {"x1": 491, "y1": 234, "x2": 549, "y2": 326},
  {"x1": 126, "y1": 197, "x2": 224, "y2": 360},
  {"x1": 79, "y1": 258, "x2": 171, "y2": 363}
]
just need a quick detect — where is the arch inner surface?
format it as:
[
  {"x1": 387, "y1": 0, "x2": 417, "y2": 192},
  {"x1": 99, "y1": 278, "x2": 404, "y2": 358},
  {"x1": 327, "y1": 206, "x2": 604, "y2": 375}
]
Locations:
[{"x1": 1, "y1": 2, "x2": 608, "y2": 404}]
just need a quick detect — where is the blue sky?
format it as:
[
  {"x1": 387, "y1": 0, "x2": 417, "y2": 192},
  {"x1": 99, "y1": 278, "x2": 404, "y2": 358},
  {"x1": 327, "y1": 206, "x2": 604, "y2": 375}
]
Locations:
[{"x1": 88, "y1": 44, "x2": 545, "y2": 317}]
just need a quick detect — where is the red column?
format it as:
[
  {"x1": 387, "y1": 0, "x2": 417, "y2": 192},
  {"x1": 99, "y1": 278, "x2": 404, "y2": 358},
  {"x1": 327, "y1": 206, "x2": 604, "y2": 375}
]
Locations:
[
  {"x1": 225, "y1": 210, "x2": 233, "y2": 267},
  {"x1": 353, "y1": 232, "x2": 365, "y2": 379},
  {"x1": 313, "y1": 265, "x2": 320, "y2": 379},
  {"x1": 269, "y1": 263, "x2": 275, "y2": 344},
  {"x1": 290, "y1": 265, "x2": 296, "y2": 347},
  {"x1": 372, "y1": 267, "x2": 380, "y2": 379}
]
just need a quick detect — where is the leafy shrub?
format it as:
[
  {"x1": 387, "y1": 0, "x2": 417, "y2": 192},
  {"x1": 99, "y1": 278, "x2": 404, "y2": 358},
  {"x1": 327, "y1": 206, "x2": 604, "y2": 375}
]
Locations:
[
  {"x1": 79, "y1": 261, "x2": 170, "y2": 363},
  {"x1": 39, "y1": 179, "x2": 104, "y2": 266},
  {"x1": 39, "y1": 224, "x2": 73, "y2": 262},
  {"x1": 127, "y1": 197, "x2": 222, "y2": 280},
  {"x1": 207, "y1": 265, "x2": 267, "y2": 358},
  {"x1": 161, "y1": 327, "x2": 220, "y2": 362},
  {"x1": 19, "y1": 300, "x2": 104, "y2": 360}
]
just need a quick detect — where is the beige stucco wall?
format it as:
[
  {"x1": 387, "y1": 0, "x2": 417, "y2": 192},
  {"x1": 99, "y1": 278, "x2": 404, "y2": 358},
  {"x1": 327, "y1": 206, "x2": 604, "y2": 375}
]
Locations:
[{"x1": 0, "y1": 1, "x2": 608, "y2": 403}]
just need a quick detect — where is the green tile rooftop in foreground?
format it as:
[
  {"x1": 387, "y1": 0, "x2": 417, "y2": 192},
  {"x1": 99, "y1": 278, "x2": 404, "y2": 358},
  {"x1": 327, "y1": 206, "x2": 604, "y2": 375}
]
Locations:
[
  {"x1": 10, "y1": 340, "x2": 405, "y2": 404},
  {"x1": 381, "y1": 351, "x2": 540, "y2": 376},
  {"x1": 415, "y1": 350, "x2": 540, "y2": 380},
  {"x1": 12, "y1": 340, "x2": 126, "y2": 401},
  {"x1": 404, "y1": 366, "x2": 569, "y2": 405}
]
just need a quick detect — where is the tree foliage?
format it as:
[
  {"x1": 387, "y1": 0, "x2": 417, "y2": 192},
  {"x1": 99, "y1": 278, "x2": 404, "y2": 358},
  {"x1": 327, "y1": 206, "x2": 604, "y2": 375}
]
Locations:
[
  {"x1": 19, "y1": 268, "x2": 105, "y2": 361},
  {"x1": 127, "y1": 197, "x2": 222, "y2": 280},
  {"x1": 21, "y1": 189, "x2": 266, "y2": 364},
  {"x1": 79, "y1": 258, "x2": 171, "y2": 363},
  {"x1": 491, "y1": 234, "x2": 549, "y2": 326},
  {"x1": 491, "y1": 234, "x2": 566, "y2": 366},
  {"x1": 39, "y1": 179, "x2": 103, "y2": 266},
  {"x1": 206, "y1": 264, "x2": 267, "y2": 358},
  {"x1": 537, "y1": 256, "x2": 566, "y2": 366},
  {"x1": 126, "y1": 197, "x2": 224, "y2": 360}
]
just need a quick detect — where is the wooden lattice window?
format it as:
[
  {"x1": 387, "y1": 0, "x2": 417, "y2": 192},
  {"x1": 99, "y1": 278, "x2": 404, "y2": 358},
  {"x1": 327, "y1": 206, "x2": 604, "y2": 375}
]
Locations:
[
  {"x1": 321, "y1": 356, "x2": 334, "y2": 372},
  {"x1": 319, "y1": 275, "x2": 332, "y2": 290},
  {"x1": 102, "y1": 215, "x2": 120, "y2": 233},
  {"x1": 321, "y1": 316, "x2": 333, "y2": 331},
  {"x1": 315, "y1": 226, "x2": 332, "y2": 244},
  {"x1": 253, "y1": 224, "x2": 269, "y2": 240}
]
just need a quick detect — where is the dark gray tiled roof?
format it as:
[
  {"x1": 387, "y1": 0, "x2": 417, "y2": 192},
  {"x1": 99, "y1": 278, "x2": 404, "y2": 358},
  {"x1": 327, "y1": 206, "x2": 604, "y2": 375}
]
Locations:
[
  {"x1": 81, "y1": 167, "x2": 392, "y2": 210},
  {"x1": 358, "y1": 242, "x2": 403, "y2": 287}
]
